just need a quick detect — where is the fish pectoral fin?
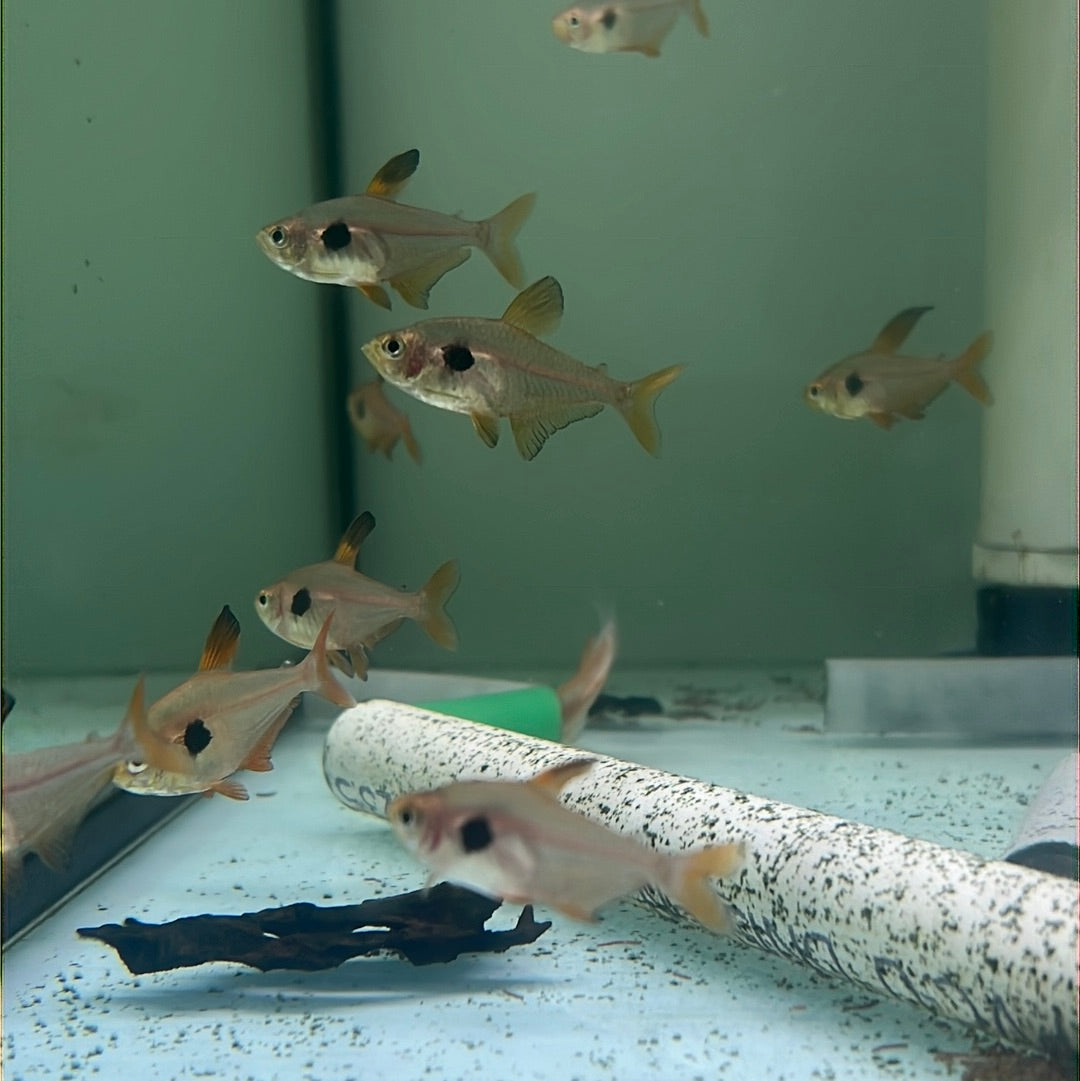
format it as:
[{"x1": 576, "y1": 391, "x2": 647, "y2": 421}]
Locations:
[
  {"x1": 333, "y1": 511, "x2": 377, "y2": 567},
  {"x1": 390, "y1": 248, "x2": 471, "y2": 310},
  {"x1": 470, "y1": 412, "x2": 501, "y2": 448},
  {"x1": 896, "y1": 404, "x2": 927, "y2": 420},
  {"x1": 510, "y1": 403, "x2": 603, "y2": 460},
  {"x1": 211, "y1": 777, "x2": 250, "y2": 801},
  {"x1": 199, "y1": 605, "x2": 241, "y2": 671},
  {"x1": 238, "y1": 703, "x2": 298, "y2": 773},
  {"x1": 867, "y1": 411, "x2": 896, "y2": 430},
  {"x1": 528, "y1": 757, "x2": 596, "y2": 799},
  {"x1": 501, "y1": 276, "x2": 564, "y2": 337},
  {"x1": 357, "y1": 283, "x2": 393, "y2": 309},
  {"x1": 365, "y1": 148, "x2": 420, "y2": 199},
  {"x1": 328, "y1": 649, "x2": 359, "y2": 679},
  {"x1": 868, "y1": 306, "x2": 934, "y2": 354}
]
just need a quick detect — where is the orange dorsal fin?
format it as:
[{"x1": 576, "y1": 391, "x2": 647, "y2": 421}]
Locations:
[
  {"x1": 366, "y1": 149, "x2": 420, "y2": 199},
  {"x1": 333, "y1": 511, "x2": 376, "y2": 567},
  {"x1": 199, "y1": 606, "x2": 241, "y2": 671},
  {"x1": 868, "y1": 306, "x2": 933, "y2": 354},
  {"x1": 528, "y1": 758, "x2": 596, "y2": 799},
  {"x1": 501, "y1": 277, "x2": 564, "y2": 338}
]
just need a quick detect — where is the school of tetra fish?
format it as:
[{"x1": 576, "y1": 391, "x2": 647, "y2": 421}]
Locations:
[{"x1": 3, "y1": 0, "x2": 997, "y2": 946}]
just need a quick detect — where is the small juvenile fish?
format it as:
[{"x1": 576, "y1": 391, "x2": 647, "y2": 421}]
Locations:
[
  {"x1": 255, "y1": 512, "x2": 459, "y2": 680},
  {"x1": 388, "y1": 759, "x2": 744, "y2": 931},
  {"x1": 256, "y1": 149, "x2": 536, "y2": 310},
  {"x1": 362, "y1": 276, "x2": 684, "y2": 460},
  {"x1": 114, "y1": 607, "x2": 354, "y2": 800},
  {"x1": 2, "y1": 680, "x2": 144, "y2": 879},
  {"x1": 347, "y1": 378, "x2": 421, "y2": 464},
  {"x1": 552, "y1": 0, "x2": 708, "y2": 58},
  {"x1": 804, "y1": 307, "x2": 993, "y2": 429}
]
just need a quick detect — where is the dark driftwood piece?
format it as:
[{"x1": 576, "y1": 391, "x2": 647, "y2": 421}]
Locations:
[{"x1": 78, "y1": 883, "x2": 550, "y2": 975}]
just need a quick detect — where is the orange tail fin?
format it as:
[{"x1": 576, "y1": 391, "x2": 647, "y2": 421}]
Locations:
[
  {"x1": 951, "y1": 330, "x2": 993, "y2": 404},
  {"x1": 481, "y1": 193, "x2": 536, "y2": 288},
  {"x1": 419, "y1": 560, "x2": 460, "y2": 651},
  {"x1": 665, "y1": 842, "x2": 745, "y2": 934}
]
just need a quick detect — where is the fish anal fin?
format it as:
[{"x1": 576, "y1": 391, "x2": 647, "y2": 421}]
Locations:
[
  {"x1": 200, "y1": 606, "x2": 241, "y2": 671},
  {"x1": 238, "y1": 702, "x2": 298, "y2": 772},
  {"x1": 528, "y1": 757, "x2": 596, "y2": 799},
  {"x1": 329, "y1": 649, "x2": 358, "y2": 679},
  {"x1": 619, "y1": 43, "x2": 662, "y2": 57},
  {"x1": 365, "y1": 149, "x2": 420, "y2": 199},
  {"x1": 211, "y1": 778, "x2": 249, "y2": 801},
  {"x1": 357, "y1": 283, "x2": 393, "y2": 309},
  {"x1": 470, "y1": 412, "x2": 501, "y2": 448},
  {"x1": 689, "y1": 0, "x2": 709, "y2": 37},
  {"x1": 391, "y1": 248, "x2": 471, "y2": 309},
  {"x1": 510, "y1": 402, "x2": 604, "y2": 460},
  {"x1": 868, "y1": 306, "x2": 934, "y2": 355},
  {"x1": 501, "y1": 276, "x2": 564, "y2": 337},
  {"x1": 333, "y1": 511, "x2": 376, "y2": 567},
  {"x1": 868, "y1": 411, "x2": 896, "y2": 430}
]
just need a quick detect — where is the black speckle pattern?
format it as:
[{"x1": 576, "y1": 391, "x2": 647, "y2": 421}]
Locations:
[
  {"x1": 290, "y1": 588, "x2": 312, "y2": 617},
  {"x1": 441, "y1": 344, "x2": 475, "y2": 372},
  {"x1": 324, "y1": 702, "x2": 1080, "y2": 1062},
  {"x1": 183, "y1": 719, "x2": 212, "y2": 756},
  {"x1": 321, "y1": 222, "x2": 351, "y2": 251},
  {"x1": 459, "y1": 816, "x2": 494, "y2": 853}
]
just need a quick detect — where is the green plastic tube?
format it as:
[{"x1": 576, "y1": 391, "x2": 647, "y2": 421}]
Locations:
[{"x1": 417, "y1": 685, "x2": 562, "y2": 741}]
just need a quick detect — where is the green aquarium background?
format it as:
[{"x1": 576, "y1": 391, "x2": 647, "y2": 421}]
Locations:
[{"x1": 3, "y1": 1, "x2": 992, "y2": 678}]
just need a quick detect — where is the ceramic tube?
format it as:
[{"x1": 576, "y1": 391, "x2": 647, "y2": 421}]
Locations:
[
  {"x1": 973, "y1": 0, "x2": 1079, "y2": 587},
  {"x1": 324, "y1": 702, "x2": 1078, "y2": 1062}
]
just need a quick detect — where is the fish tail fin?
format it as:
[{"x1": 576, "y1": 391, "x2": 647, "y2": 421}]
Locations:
[
  {"x1": 419, "y1": 560, "x2": 460, "y2": 651},
  {"x1": 557, "y1": 615, "x2": 618, "y2": 743},
  {"x1": 620, "y1": 364, "x2": 685, "y2": 456},
  {"x1": 481, "y1": 192, "x2": 536, "y2": 288},
  {"x1": 303, "y1": 615, "x2": 356, "y2": 709},
  {"x1": 951, "y1": 330, "x2": 993, "y2": 405},
  {"x1": 686, "y1": 0, "x2": 709, "y2": 36},
  {"x1": 665, "y1": 842, "x2": 745, "y2": 934}
]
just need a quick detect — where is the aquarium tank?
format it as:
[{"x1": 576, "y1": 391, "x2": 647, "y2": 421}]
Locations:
[{"x1": 1, "y1": 2, "x2": 1076, "y2": 1079}]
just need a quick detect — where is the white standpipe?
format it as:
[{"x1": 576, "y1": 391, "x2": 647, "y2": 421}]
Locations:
[{"x1": 973, "y1": 0, "x2": 1078, "y2": 587}]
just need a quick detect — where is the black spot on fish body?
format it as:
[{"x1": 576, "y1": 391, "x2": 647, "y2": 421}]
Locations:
[
  {"x1": 600, "y1": 8, "x2": 617, "y2": 28},
  {"x1": 442, "y1": 343, "x2": 475, "y2": 372},
  {"x1": 460, "y1": 816, "x2": 494, "y2": 853},
  {"x1": 321, "y1": 221, "x2": 351, "y2": 251},
  {"x1": 844, "y1": 372, "x2": 865, "y2": 397},
  {"x1": 183, "y1": 719, "x2": 212, "y2": 756},
  {"x1": 290, "y1": 588, "x2": 312, "y2": 617}
]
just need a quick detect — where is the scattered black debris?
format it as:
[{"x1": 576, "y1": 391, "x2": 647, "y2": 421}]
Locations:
[
  {"x1": 77, "y1": 882, "x2": 550, "y2": 974},
  {"x1": 1, "y1": 688, "x2": 14, "y2": 723},
  {"x1": 588, "y1": 693, "x2": 663, "y2": 718},
  {"x1": 932, "y1": 1044, "x2": 1069, "y2": 1081}
]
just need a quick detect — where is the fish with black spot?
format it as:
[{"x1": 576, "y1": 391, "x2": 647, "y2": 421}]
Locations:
[
  {"x1": 804, "y1": 307, "x2": 993, "y2": 429},
  {"x1": 113, "y1": 606, "x2": 354, "y2": 800},
  {"x1": 256, "y1": 149, "x2": 535, "y2": 310},
  {"x1": 346, "y1": 377, "x2": 421, "y2": 464},
  {"x1": 387, "y1": 759, "x2": 744, "y2": 931},
  {"x1": 362, "y1": 276, "x2": 684, "y2": 459},
  {"x1": 552, "y1": 0, "x2": 708, "y2": 58},
  {"x1": 255, "y1": 512, "x2": 459, "y2": 680}
]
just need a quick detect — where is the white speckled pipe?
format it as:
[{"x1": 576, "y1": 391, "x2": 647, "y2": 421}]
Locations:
[{"x1": 323, "y1": 702, "x2": 1078, "y2": 1062}]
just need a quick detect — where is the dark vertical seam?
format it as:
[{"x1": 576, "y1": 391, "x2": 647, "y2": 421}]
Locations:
[{"x1": 304, "y1": 0, "x2": 355, "y2": 538}]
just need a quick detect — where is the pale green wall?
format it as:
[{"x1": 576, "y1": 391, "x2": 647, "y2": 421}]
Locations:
[
  {"x1": 334, "y1": 1, "x2": 989, "y2": 673},
  {"x1": 2, "y1": 1, "x2": 336, "y2": 675},
  {"x1": 2, "y1": 1, "x2": 991, "y2": 678}
]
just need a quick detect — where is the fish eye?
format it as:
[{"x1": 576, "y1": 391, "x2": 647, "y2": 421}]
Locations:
[
  {"x1": 257, "y1": 592, "x2": 269, "y2": 607},
  {"x1": 125, "y1": 761, "x2": 148, "y2": 774},
  {"x1": 808, "y1": 385, "x2": 820, "y2": 398},
  {"x1": 269, "y1": 226, "x2": 287, "y2": 248},
  {"x1": 384, "y1": 337, "x2": 403, "y2": 358},
  {"x1": 568, "y1": 13, "x2": 580, "y2": 26}
]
